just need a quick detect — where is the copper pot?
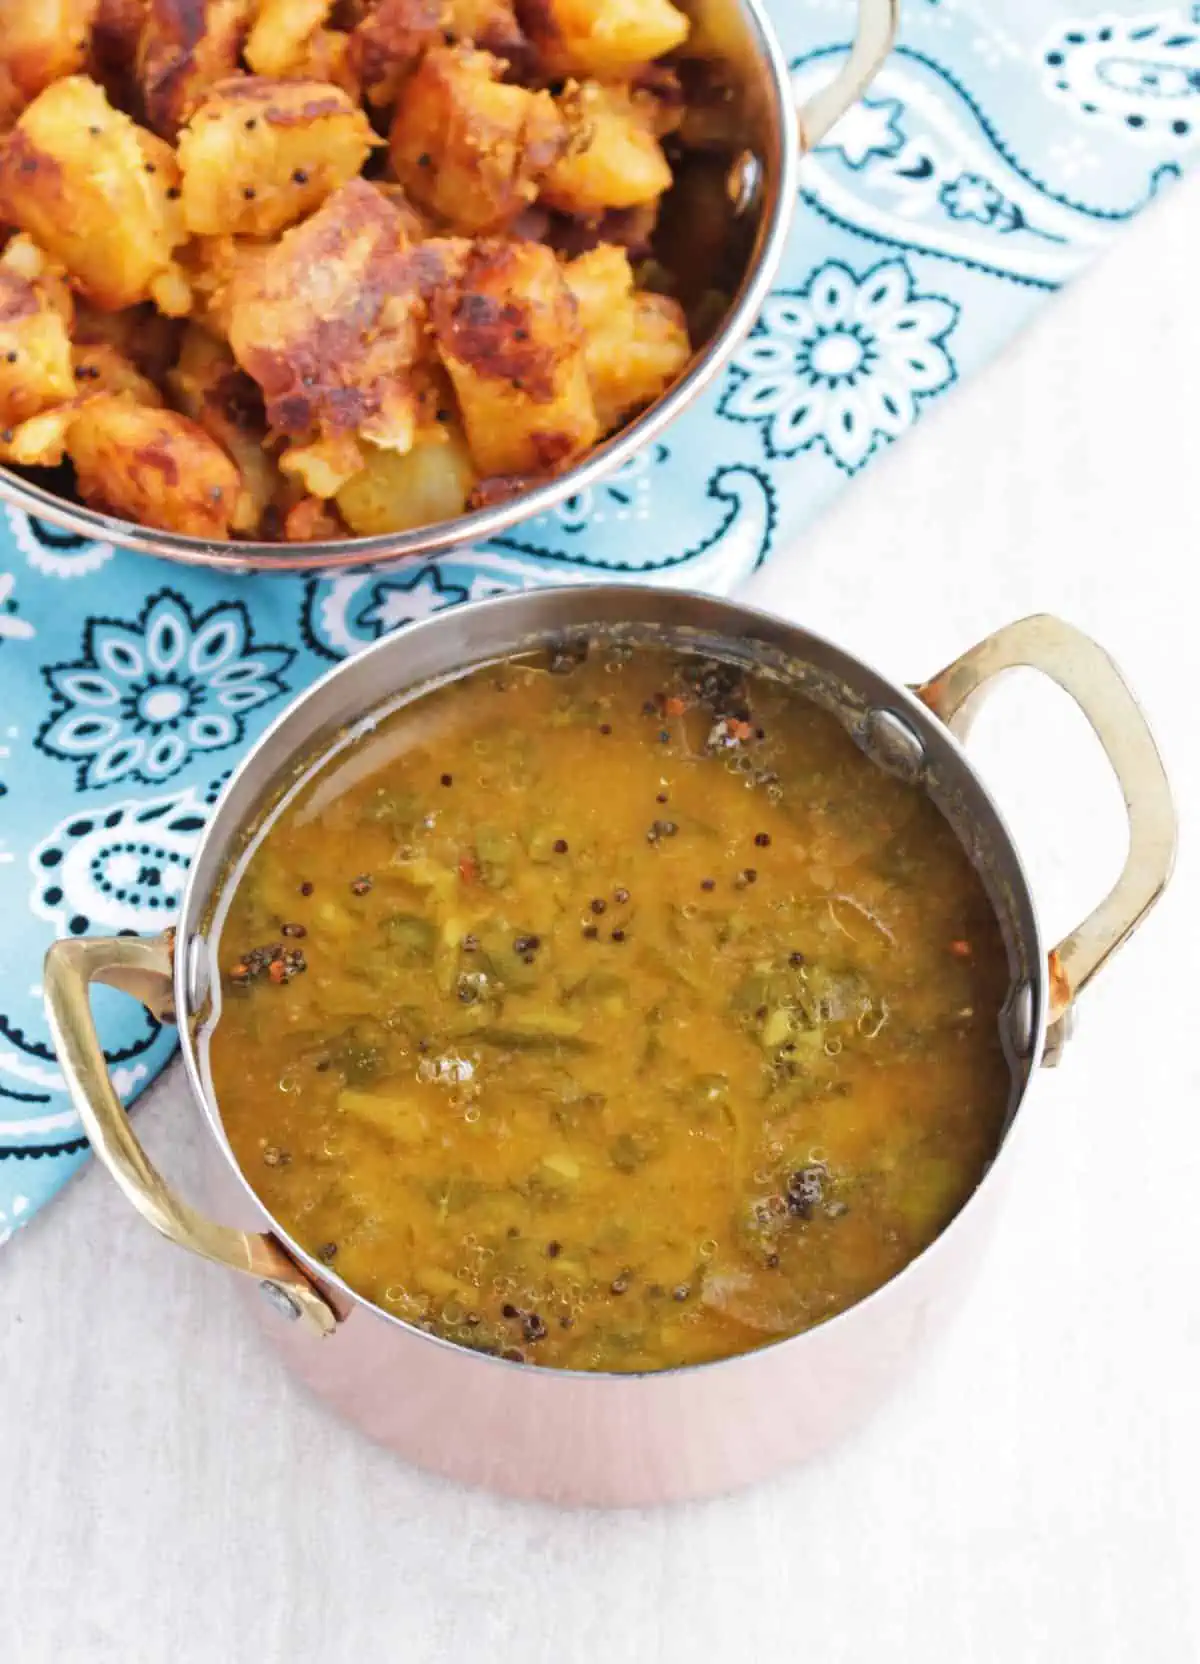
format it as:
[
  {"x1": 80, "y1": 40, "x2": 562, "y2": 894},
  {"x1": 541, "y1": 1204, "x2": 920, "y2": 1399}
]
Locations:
[
  {"x1": 0, "y1": 0, "x2": 898, "y2": 574},
  {"x1": 43, "y1": 589, "x2": 1176, "y2": 1505}
]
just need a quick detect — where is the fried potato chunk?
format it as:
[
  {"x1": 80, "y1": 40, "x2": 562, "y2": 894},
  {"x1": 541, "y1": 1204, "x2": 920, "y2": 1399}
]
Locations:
[
  {"x1": 0, "y1": 249, "x2": 75, "y2": 434},
  {"x1": 352, "y1": 0, "x2": 525, "y2": 106},
  {"x1": 227, "y1": 178, "x2": 467, "y2": 476},
  {"x1": 564, "y1": 243, "x2": 688, "y2": 431},
  {"x1": 72, "y1": 339, "x2": 165, "y2": 404},
  {"x1": 521, "y1": 0, "x2": 689, "y2": 79},
  {"x1": 0, "y1": 0, "x2": 99, "y2": 103},
  {"x1": 352, "y1": 0, "x2": 441, "y2": 106},
  {"x1": 244, "y1": 0, "x2": 332, "y2": 75},
  {"x1": 137, "y1": 0, "x2": 252, "y2": 137},
  {"x1": 336, "y1": 425, "x2": 475, "y2": 533},
  {"x1": 73, "y1": 297, "x2": 182, "y2": 379},
  {"x1": 178, "y1": 76, "x2": 375, "y2": 237},
  {"x1": 542, "y1": 82, "x2": 672, "y2": 215},
  {"x1": 168, "y1": 323, "x2": 279, "y2": 530},
  {"x1": 389, "y1": 46, "x2": 565, "y2": 234},
  {"x1": 90, "y1": 0, "x2": 150, "y2": 109},
  {"x1": 0, "y1": 76, "x2": 189, "y2": 313},
  {"x1": 66, "y1": 394, "x2": 242, "y2": 535},
  {"x1": 451, "y1": 0, "x2": 526, "y2": 55},
  {"x1": 285, "y1": 27, "x2": 361, "y2": 100},
  {"x1": 431, "y1": 238, "x2": 596, "y2": 477}
]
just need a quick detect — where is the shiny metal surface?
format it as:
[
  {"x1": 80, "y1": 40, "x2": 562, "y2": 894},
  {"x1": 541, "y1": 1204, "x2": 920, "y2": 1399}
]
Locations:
[
  {"x1": 41, "y1": 934, "x2": 338, "y2": 1336},
  {"x1": 45, "y1": 589, "x2": 1174, "y2": 1504},
  {"x1": 915, "y1": 615, "x2": 1177, "y2": 1031},
  {"x1": 0, "y1": 0, "x2": 899, "y2": 574}
]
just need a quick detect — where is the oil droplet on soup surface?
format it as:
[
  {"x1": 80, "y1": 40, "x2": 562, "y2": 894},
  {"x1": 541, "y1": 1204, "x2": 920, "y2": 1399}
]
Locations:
[{"x1": 208, "y1": 644, "x2": 1013, "y2": 1372}]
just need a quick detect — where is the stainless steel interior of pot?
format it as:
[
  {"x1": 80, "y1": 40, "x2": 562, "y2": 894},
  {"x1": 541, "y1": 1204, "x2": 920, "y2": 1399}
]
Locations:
[
  {"x1": 180, "y1": 589, "x2": 1043, "y2": 1222},
  {"x1": 0, "y1": 0, "x2": 798, "y2": 572}
]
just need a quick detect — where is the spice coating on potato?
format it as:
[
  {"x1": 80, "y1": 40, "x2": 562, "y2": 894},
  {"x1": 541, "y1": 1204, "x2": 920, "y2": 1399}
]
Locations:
[
  {"x1": 281, "y1": 25, "x2": 361, "y2": 100},
  {"x1": 137, "y1": 0, "x2": 252, "y2": 137},
  {"x1": 389, "y1": 46, "x2": 566, "y2": 234},
  {"x1": 518, "y1": 0, "x2": 689, "y2": 79},
  {"x1": 73, "y1": 297, "x2": 182, "y2": 379},
  {"x1": 71, "y1": 339, "x2": 165, "y2": 404},
  {"x1": 178, "y1": 76, "x2": 375, "y2": 236},
  {"x1": 227, "y1": 178, "x2": 466, "y2": 456},
  {"x1": 90, "y1": 0, "x2": 149, "y2": 110},
  {"x1": 0, "y1": 0, "x2": 98, "y2": 103},
  {"x1": 244, "y1": 0, "x2": 333, "y2": 76},
  {"x1": 66, "y1": 393, "x2": 242, "y2": 534},
  {"x1": 0, "y1": 75, "x2": 189, "y2": 313},
  {"x1": 353, "y1": 0, "x2": 526, "y2": 106},
  {"x1": 565, "y1": 243, "x2": 689, "y2": 431},
  {"x1": 543, "y1": 82, "x2": 673, "y2": 216},
  {"x1": 169, "y1": 323, "x2": 279, "y2": 531},
  {"x1": 352, "y1": 0, "x2": 442, "y2": 106},
  {"x1": 0, "y1": 266, "x2": 75, "y2": 431},
  {"x1": 432, "y1": 238, "x2": 597, "y2": 477}
]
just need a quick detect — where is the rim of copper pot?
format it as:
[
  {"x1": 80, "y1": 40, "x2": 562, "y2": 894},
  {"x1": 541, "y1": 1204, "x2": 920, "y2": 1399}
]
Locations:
[
  {"x1": 176, "y1": 585, "x2": 1049, "y2": 1379},
  {"x1": 0, "y1": 1, "x2": 800, "y2": 574}
]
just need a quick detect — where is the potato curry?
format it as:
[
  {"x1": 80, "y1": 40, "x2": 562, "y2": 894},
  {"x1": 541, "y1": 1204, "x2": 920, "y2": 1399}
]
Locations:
[
  {"x1": 0, "y1": 0, "x2": 709, "y2": 542},
  {"x1": 208, "y1": 642, "x2": 1014, "y2": 1372}
]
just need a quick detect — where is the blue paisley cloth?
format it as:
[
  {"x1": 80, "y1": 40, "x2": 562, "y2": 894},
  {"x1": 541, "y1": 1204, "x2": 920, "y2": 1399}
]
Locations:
[{"x1": 1, "y1": 0, "x2": 1197, "y2": 1242}]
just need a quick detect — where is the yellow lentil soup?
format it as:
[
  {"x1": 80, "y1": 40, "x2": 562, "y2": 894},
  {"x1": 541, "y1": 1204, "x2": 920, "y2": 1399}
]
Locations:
[{"x1": 208, "y1": 642, "x2": 1013, "y2": 1372}]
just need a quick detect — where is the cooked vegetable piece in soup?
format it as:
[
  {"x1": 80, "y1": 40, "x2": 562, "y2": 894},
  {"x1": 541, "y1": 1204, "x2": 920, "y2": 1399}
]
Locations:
[{"x1": 209, "y1": 644, "x2": 1013, "y2": 1372}]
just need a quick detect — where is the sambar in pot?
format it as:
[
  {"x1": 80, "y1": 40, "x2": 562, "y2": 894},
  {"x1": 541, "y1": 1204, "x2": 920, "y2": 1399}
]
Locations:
[{"x1": 45, "y1": 590, "x2": 1175, "y2": 1505}]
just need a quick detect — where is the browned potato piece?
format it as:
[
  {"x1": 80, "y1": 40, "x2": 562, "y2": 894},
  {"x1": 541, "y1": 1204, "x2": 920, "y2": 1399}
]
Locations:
[
  {"x1": 564, "y1": 244, "x2": 688, "y2": 431},
  {"x1": 367, "y1": 180, "x2": 433, "y2": 242},
  {"x1": 336, "y1": 426, "x2": 475, "y2": 533},
  {"x1": 74, "y1": 299, "x2": 182, "y2": 380},
  {"x1": 72, "y1": 340, "x2": 165, "y2": 405},
  {"x1": 352, "y1": 0, "x2": 442, "y2": 106},
  {"x1": 66, "y1": 395, "x2": 242, "y2": 536},
  {"x1": 178, "y1": 77, "x2": 375, "y2": 237},
  {"x1": 389, "y1": 46, "x2": 565, "y2": 234},
  {"x1": 0, "y1": 76, "x2": 189, "y2": 314},
  {"x1": 450, "y1": 0, "x2": 526, "y2": 55},
  {"x1": 285, "y1": 27, "x2": 361, "y2": 100},
  {"x1": 352, "y1": 0, "x2": 525, "y2": 106},
  {"x1": 0, "y1": 257, "x2": 75, "y2": 433},
  {"x1": 0, "y1": 66, "x2": 25, "y2": 135},
  {"x1": 90, "y1": 0, "x2": 150, "y2": 109},
  {"x1": 179, "y1": 235, "x2": 272, "y2": 340},
  {"x1": 169, "y1": 323, "x2": 279, "y2": 531},
  {"x1": 522, "y1": 0, "x2": 689, "y2": 79},
  {"x1": 283, "y1": 493, "x2": 345, "y2": 540},
  {"x1": 431, "y1": 238, "x2": 597, "y2": 477},
  {"x1": 0, "y1": 0, "x2": 99, "y2": 102},
  {"x1": 228, "y1": 178, "x2": 467, "y2": 465},
  {"x1": 137, "y1": 0, "x2": 252, "y2": 137},
  {"x1": 542, "y1": 82, "x2": 672, "y2": 216},
  {"x1": 244, "y1": 0, "x2": 332, "y2": 75},
  {"x1": 0, "y1": 233, "x2": 74, "y2": 322}
]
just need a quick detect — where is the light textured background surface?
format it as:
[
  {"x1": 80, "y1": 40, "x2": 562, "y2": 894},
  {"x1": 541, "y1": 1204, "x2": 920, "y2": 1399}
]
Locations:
[{"x1": 3, "y1": 174, "x2": 1198, "y2": 1664}]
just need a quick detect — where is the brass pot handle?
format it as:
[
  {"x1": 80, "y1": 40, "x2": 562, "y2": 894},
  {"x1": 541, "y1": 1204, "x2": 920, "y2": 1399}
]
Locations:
[
  {"x1": 916, "y1": 615, "x2": 1176, "y2": 1047},
  {"x1": 797, "y1": 0, "x2": 900, "y2": 151},
  {"x1": 43, "y1": 934, "x2": 337, "y2": 1337}
]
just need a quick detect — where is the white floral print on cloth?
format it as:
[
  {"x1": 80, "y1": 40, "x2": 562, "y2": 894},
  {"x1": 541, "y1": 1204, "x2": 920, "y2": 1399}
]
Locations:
[
  {"x1": 1, "y1": 0, "x2": 1198, "y2": 1236},
  {"x1": 38, "y1": 592, "x2": 293, "y2": 790},
  {"x1": 721, "y1": 260, "x2": 958, "y2": 473}
]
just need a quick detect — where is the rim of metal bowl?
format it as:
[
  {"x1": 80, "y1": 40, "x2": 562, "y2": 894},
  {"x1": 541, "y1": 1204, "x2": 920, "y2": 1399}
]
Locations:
[{"x1": 0, "y1": 5, "x2": 800, "y2": 575}]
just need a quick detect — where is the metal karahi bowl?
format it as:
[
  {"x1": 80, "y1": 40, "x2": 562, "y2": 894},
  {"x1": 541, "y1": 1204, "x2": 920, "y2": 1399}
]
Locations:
[
  {"x1": 0, "y1": 0, "x2": 899, "y2": 574},
  {"x1": 45, "y1": 588, "x2": 1175, "y2": 1505}
]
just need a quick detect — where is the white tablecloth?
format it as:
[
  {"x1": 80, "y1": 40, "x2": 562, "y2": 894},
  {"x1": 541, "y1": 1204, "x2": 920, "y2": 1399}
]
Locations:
[{"x1": 3, "y1": 172, "x2": 1198, "y2": 1664}]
